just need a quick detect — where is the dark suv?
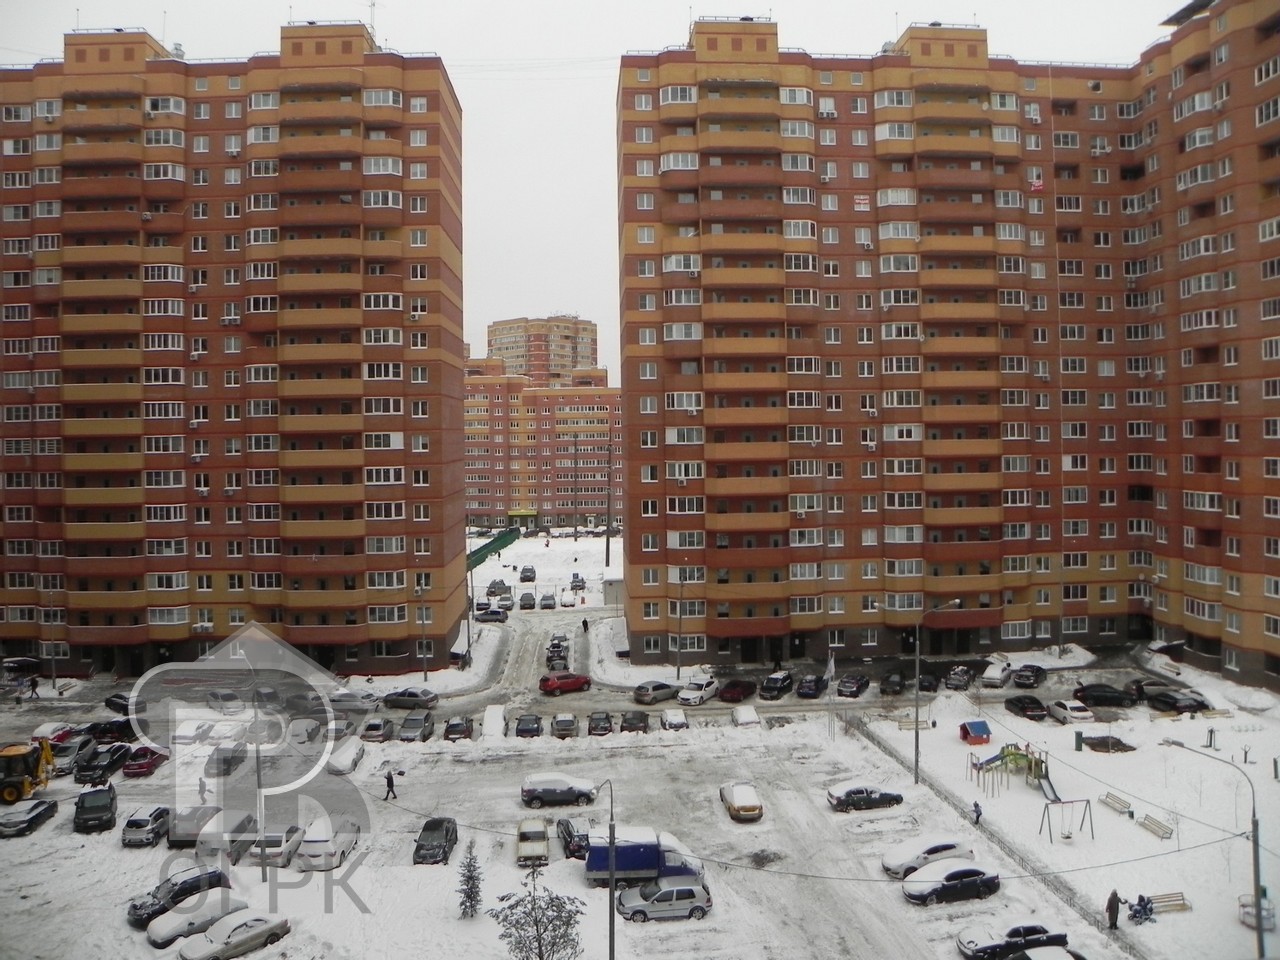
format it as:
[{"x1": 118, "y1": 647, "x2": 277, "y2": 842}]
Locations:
[
  {"x1": 520, "y1": 773, "x2": 597, "y2": 808},
  {"x1": 127, "y1": 863, "x2": 230, "y2": 928},
  {"x1": 556, "y1": 816, "x2": 594, "y2": 858},
  {"x1": 759, "y1": 671, "x2": 794, "y2": 700},
  {"x1": 413, "y1": 816, "x2": 459, "y2": 865},
  {"x1": 73, "y1": 781, "x2": 118, "y2": 832}
]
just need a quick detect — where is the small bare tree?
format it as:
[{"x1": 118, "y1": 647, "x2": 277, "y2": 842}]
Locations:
[
  {"x1": 457, "y1": 839, "x2": 483, "y2": 918},
  {"x1": 487, "y1": 865, "x2": 584, "y2": 960}
]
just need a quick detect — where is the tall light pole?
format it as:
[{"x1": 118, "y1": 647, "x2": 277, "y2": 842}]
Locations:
[
  {"x1": 914, "y1": 598, "x2": 960, "y2": 784},
  {"x1": 597, "y1": 778, "x2": 616, "y2": 960},
  {"x1": 1162, "y1": 738, "x2": 1265, "y2": 959}
]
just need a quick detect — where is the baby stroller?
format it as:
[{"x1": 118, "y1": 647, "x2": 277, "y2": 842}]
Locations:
[{"x1": 1128, "y1": 894, "x2": 1157, "y2": 925}]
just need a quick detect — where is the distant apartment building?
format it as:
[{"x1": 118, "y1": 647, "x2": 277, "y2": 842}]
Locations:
[
  {"x1": 464, "y1": 356, "x2": 622, "y2": 531},
  {"x1": 0, "y1": 23, "x2": 466, "y2": 676},
  {"x1": 617, "y1": 0, "x2": 1280, "y2": 687},
  {"x1": 487, "y1": 314, "x2": 599, "y2": 387}
]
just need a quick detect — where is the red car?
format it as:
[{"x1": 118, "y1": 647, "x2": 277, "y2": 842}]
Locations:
[
  {"x1": 539, "y1": 671, "x2": 591, "y2": 696},
  {"x1": 718, "y1": 679, "x2": 758, "y2": 703},
  {"x1": 123, "y1": 746, "x2": 169, "y2": 778}
]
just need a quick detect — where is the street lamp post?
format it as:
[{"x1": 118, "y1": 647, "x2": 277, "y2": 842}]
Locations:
[
  {"x1": 1162, "y1": 738, "x2": 1265, "y2": 959},
  {"x1": 914, "y1": 598, "x2": 960, "y2": 784},
  {"x1": 598, "y1": 778, "x2": 616, "y2": 960}
]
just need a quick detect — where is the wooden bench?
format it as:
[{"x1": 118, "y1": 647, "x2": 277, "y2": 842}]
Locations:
[
  {"x1": 1150, "y1": 892, "x2": 1190, "y2": 912},
  {"x1": 1139, "y1": 814, "x2": 1174, "y2": 839},
  {"x1": 1099, "y1": 791, "x2": 1132, "y2": 814},
  {"x1": 1202, "y1": 708, "x2": 1234, "y2": 719}
]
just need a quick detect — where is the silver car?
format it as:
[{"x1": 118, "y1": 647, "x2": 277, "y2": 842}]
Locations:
[
  {"x1": 245, "y1": 825, "x2": 304, "y2": 868},
  {"x1": 615, "y1": 877, "x2": 713, "y2": 922},
  {"x1": 177, "y1": 909, "x2": 290, "y2": 960},
  {"x1": 397, "y1": 710, "x2": 435, "y2": 741}
]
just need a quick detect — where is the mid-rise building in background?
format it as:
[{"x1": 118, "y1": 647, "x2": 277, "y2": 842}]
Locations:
[
  {"x1": 0, "y1": 23, "x2": 466, "y2": 676},
  {"x1": 487, "y1": 313, "x2": 599, "y2": 387},
  {"x1": 617, "y1": 0, "x2": 1280, "y2": 687}
]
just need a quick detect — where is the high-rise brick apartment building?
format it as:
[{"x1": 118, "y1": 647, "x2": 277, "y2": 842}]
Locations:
[
  {"x1": 618, "y1": 0, "x2": 1280, "y2": 687},
  {"x1": 464, "y1": 355, "x2": 622, "y2": 531},
  {"x1": 0, "y1": 23, "x2": 466, "y2": 676},
  {"x1": 487, "y1": 314, "x2": 599, "y2": 387}
]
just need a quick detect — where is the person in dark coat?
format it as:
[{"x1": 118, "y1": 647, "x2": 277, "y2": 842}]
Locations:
[
  {"x1": 28, "y1": 676, "x2": 39, "y2": 699},
  {"x1": 1106, "y1": 889, "x2": 1122, "y2": 929},
  {"x1": 198, "y1": 776, "x2": 208, "y2": 804},
  {"x1": 581, "y1": 617, "x2": 589, "y2": 634},
  {"x1": 972, "y1": 800, "x2": 983, "y2": 825},
  {"x1": 383, "y1": 769, "x2": 397, "y2": 800}
]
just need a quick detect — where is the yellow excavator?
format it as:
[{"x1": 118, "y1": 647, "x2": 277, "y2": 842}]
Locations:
[{"x1": 0, "y1": 738, "x2": 54, "y2": 804}]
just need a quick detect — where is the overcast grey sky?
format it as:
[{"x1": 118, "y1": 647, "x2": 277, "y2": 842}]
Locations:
[{"x1": 4, "y1": 0, "x2": 1178, "y2": 382}]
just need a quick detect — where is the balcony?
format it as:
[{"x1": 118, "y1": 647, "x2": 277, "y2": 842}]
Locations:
[
  {"x1": 61, "y1": 451, "x2": 145, "y2": 472},
  {"x1": 696, "y1": 97, "x2": 780, "y2": 121},
  {"x1": 279, "y1": 483, "x2": 365, "y2": 504},
  {"x1": 277, "y1": 134, "x2": 364, "y2": 159},
  {"x1": 915, "y1": 133, "x2": 993, "y2": 157},
  {"x1": 704, "y1": 476, "x2": 789, "y2": 497},
  {"x1": 921, "y1": 403, "x2": 1000, "y2": 424},
  {"x1": 141, "y1": 212, "x2": 184, "y2": 234},
  {"x1": 697, "y1": 165, "x2": 785, "y2": 189},
  {"x1": 698, "y1": 198, "x2": 782, "y2": 221},
  {"x1": 279, "y1": 519, "x2": 366, "y2": 539},
  {"x1": 278, "y1": 413, "x2": 365, "y2": 433},
  {"x1": 61, "y1": 418, "x2": 144, "y2": 438},
  {"x1": 704, "y1": 613, "x2": 790, "y2": 639},
  {"x1": 701, "y1": 336, "x2": 791, "y2": 358},
  {"x1": 61, "y1": 278, "x2": 143, "y2": 299},
  {"x1": 704, "y1": 511, "x2": 792, "y2": 534},
  {"x1": 277, "y1": 308, "x2": 363, "y2": 329},
  {"x1": 915, "y1": 166, "x2": 992, "y2": 190},
  {"x1": 60, "y1": 141, "x2": 144, "y2": 166},
  {"x1": 63, "y1": 520, "x2": 146, "y2": 541},
  {"x1": 278, "y1": 167, "x2": 362, "y2": 193},
  {"x1": 62, "y1": 487, "x2": 144, "y2": 507},
  {"x1": 277, "y1": 237, "x2": 363, "y2": 260},
  {"x1": 68, "y1": 590, "x2": 148, "y2": 611},
  {"x1": 703, "y1": 370, "x2": 787, "y2": 392},
  {"x1": 277, "y1": 379, "x2": 366, "y2": 400},
  {"x1": 918, "y1": 268, "x2": 998, "y2": 289},
  {"x1": 60, "y1": 177, "x2": 144, "y2": 201},
  {"x1": 917, "y1": 235, "x2": 997, "y2": 256},
  {"x1": 59, "y1": 314, "x2": 143, "y2": 335},
  {"x1": 280, "y1": 68, "x2": 364, "y2": 92},
  {"x1": 700, "y1": 266, "x2": 785, "y2": 289},
  {"x1": 702, "y1": 406, "x2": 789, "y2": 427},
  {"x1": 919, "y1": 302, "x2": 998, "y2": 322},
  {"x1": 923, "y1": 505, "x2": 1002, "y2": 527},
  {"x1": 921, "y1": 370, "x2": 1001, "y2": 391},
  {"x1": 921, "y1": 336, "x2": 1001, "y2": 356},
  {"x1": 60, "y1": 76, "x2": 146, "y2": 100},
  {"x1": 60, "y1": 210, "x2": 140, "y2": 233},
  {"x1": 277, "y1": 448, "x2": 364, "y2": 469},
  {"x1": 277, "y1": 101, "x2": 363, "y2": 125},
  {"x1": 918, "y1": 201, "x2": 995, "y2": 224},
  {"x1": 57, "y1": 244, "x2": 144, "y2": 266},
  {"x1": 922, "y1": 438, "x2": 1002, "y2": 459},
  {"x1": 279, "y1": 623, "x2": 368, "y2": 646},
  {"x1": 278, "y1": 342, "x2": 359, "y2": 364},
  {"x1": 697, "y1": 130, "x2": 783, "y2": 154},
  {"x1": 277, "y1": 204, "x2": 362, "y2": 228},
  {"x1": 60, "y1": 382, "x2": 144, "y2": 404},
  {"x1": 704, "y1": 440, "x2": 788, "y2": 462},
  {"x1": 913, "y1": 101, "x2": 989, "y2": 124},
  {"x1": 699, "y1": 301, "x2": 787, "y2": 321},
  {"x1": 695, "y1": 233, "x2": 784, "y2": 256},
  {"x1": 277, "y1": 272, "x2": 365, "y2": 294}
]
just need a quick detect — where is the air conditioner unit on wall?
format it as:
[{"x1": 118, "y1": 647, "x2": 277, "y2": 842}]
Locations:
[
  {"x1": 189, "y1": 420, "x2": 200, "y2": 429},
  {"x1": 677, "y1": 478, "x2": 687, "y2": 487},
  {"x1": 867, "y1": 409, "x2": 879, "y2": 418}
]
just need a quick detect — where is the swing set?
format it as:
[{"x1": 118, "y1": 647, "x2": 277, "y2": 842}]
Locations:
[{"x1": 1038, "y1": 797, "x2": 1095, "y2": 843}]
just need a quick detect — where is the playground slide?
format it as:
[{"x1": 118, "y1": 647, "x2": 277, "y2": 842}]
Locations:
[
  {"x1": 1039, "y1": 774, "x2": 1062, "y2": 803},
  {"x1": 977, "y1": 752, "x2": 1005, "y2": 769}
]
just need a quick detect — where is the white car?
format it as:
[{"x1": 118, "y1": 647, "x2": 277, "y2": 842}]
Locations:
[
  {"x1": 172, "y1": 720, "x2": 216, "y2": 745},
  {"x1": 177, "y1": 909, "x2": 290, "y2": 960},
  {"x1": 205, "y1": 720, "x2": 247, "y2": 743},
  {"x1": 286, "y1": 718, "x2": 320, "y2": 744},
  {"x1": 1047, "y1": 699, "x2": 1095, "y2": 724},
  {"x1": 296, "y1": 813, "x2": 361, "y2": 871},
  {"x1": 660, "y1": 708, "x2": 688, "y2": 730},
  {"x1": 204, "y1": 690, "x2": 245, "y2": 715},
  {"x1": 880, "y1": 834, "x2": 974, "y2": 879},
  {"x1": 325, "y1": 719, "x2": 357, "y2": 741},
  {"x1": 731, "y1": 705, "x2": 761, "y2": 728},
  {"x1": 676, "y1": 676, "x2": 720, "y2": 705},
  {"x1": 980, "y1": 656, "x2": 1013, "y2": 688},
  {"x1": 327, "y1": 689, "x2": 381, "y2": 715},
  {"x1": 146, "y1": 894, "x2": 247, "y2": 948},
  {"x1": 719, "y1": 780, "x2": 763, "y2": 821},
  {"x1": 245, "y1": 825, "x2": 304, "y2": 868}
]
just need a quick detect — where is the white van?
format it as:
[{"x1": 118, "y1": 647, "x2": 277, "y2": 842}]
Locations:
[
  {"x1": 324, "y1": 737, "x2": 365, "y2": 776},
  {"x1": 296, "y1": 813, "x2": 361, "y2": 872},
  {"x1": 194, "y1": 810, "x2": 259, "y2": 865}
]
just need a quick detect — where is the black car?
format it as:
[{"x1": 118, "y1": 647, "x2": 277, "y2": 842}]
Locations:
[
  {"x1": 285, "y1": 690, "x2": 326, "y2": 715},
  {"x1": 957, "y1": 923, "x2": 1069, "y2": 959},
  {"x1": 836, "y1": 674, "x2": 870, "y2": 698},
  {"x1": 759, "y1": 671, "x2": 794, "y2": 700},
  {"x1": 619, "y1": 711, "x2": 651, "y2": 733},
  {"x1": 476, "y1": 608, "x2": 509, "y2": 623},
  {"x1": 515, "y1": 714, "x2": 544, "y2": 738},
  {"x1": 1004, "y1": 695, "x2": 1048, "y2": 721},
  {"x1": 0, "y1": 798, "x2": 58, "y2": 837},
  {"x1": 944, "y1": 666, "x2": 974, "y2": 691},
  {"x1": 718, "y1": 679, "x2": 758, "y2": 703},
  {"x1": 443, "y1": 716, "x2": 474, "y2": 741},
  {"x1": 879, "y1": 672, "x2": 906, "y2": 696},
  {"x1": 796, "y1": 674, "x2": 830, "y2": 698},
  {"x1": 74, "y1": 742, "x2": 132, "y2": 783},
  {"x1": 104, "y1": 693, "x2": 146, "y2": 715},
  {"x1": 413, "y1": 816, "x2": 459, "y2": 865},
  {"x1": 1012, "y1": 665, "x2": 1048, "y2": 688},
  {"x1": 903, "y1": 862, "x2": 1000, "y2": 905},
  {"x1": 127, "y1": 864, "x2": 230, "y2": 928},
  {"x1": 1123, "y1": 677, "x2": 1176, "y2": 701},
  {"x1": 556, "y1": 816, "x2": 593, "y2": 859},
  {"x1": 1072, "y1": 683, "x2": 1135, "y2": 708},
  {"x1": 519, "y1": 592, "x2": 537, "y2": 610},
  {"x1": 520, "y1": 566, "x2": 537, "y2": 583},
  {"x1": 1148, "y1": 691, "x2": 1210, "y2": 714},
  {"x1": 204, "y1": 741, "x2": 248, "y2": 778},
  {"x1": 587, "y1": 712, "x2": 613, "y2": 736},
  {"x1": 73, "y1": 781, "x2": 117, "y2": 832},
  {"x1": 827, "y1": 783, "x2": 904, "y2": 812},
  {"x1": 916, "y1": 672, "x2": 939, "y2": 693},
  {"x1": 84, "y1": 717, "x2": 144, "y2": 744}
]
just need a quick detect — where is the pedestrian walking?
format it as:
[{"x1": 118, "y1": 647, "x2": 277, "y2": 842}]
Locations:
[
  {"x1": 972, "y1": 800, "x2": 983, "y2": 825},
  {"x1": 28, "y1": 676, "x2": 39, "y2": 699},
  {"x1": 581, "y1": 617, "x2": 589, "y2": 634},
  {"x1": 383, "y1": 769, "x2": 398, "y2": 801},
  {"x1": 1106, "y1": 889, "x2": 1121, "y2": 929},
  {"x1": 198, "y1": 776, "x2": 207, "y2": 804}
]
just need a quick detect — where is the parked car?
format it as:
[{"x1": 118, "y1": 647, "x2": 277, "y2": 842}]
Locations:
[
  {"x1": 1047, "y1": 699, "x2": 1095, "y2": 724},
  {"x1": 84, "y1": 717, "x2": 143, "y2": 743},
  {"x1": 104, "y1": 693, "x2": 146, "y2": 716},
  {"x1": 587, "y1": 711, "x2": 614, "y2": 736},
  {"x1": 957, "y1": 924, "x2": 1069, "y2": 959},
  {"x1": 123, "y1": 745, "x2": 169, "y2": 777},
  {"x1": 324, "y1": 738, "x2": 365, "y2": 776},
  {"x1": 826, "y1": 782, "x2": 903, "y2": 812},
  {"x1": 397, "y1": 710, "x2": 435, "y2": 742},
  {"x1": 615, "y1": 877, "x2": 713, "y2": 923},
  {"x1": 879, "y1": 672, "x2": 906, "y2": 696},
  {"x1": 286, "y1": 718, "x2": 321, "y2": 744},
  {"x1": 570, "y1": 574, "x2": 586, "y2": 592},
  {"x1": 30, "y1": 722, "x2": 73, "y2": 743},
  {"x1": 74, "y1": 742, "x2": 131, "y2": 783},
  {"x1": 515, "y1": 714, "x2": 545, "y2": 738},
  {"x1": 519, "y1": 592, "x2": 537, "y2": 610},
  {"x1": 73, "y1": 781, "x2": 117, "y2": 832},
  {"x1": 916, "y1": 672, "x2": 940, "y2": 693},
  {"x1": 731, "y1": 705, "x2": 761, "y2": 727},
  {"x1": 127, "y1": 863, "x2": 231, "y2": 928},
  {"x1": 176, "y1": 909, "x2": 290, "y2": 960},
  {"x1": 520, "y1": 566, "x2": 537, "y2": 582},
  {"x1": 251, "y1": 687, "x2": 281, "y2": 707},
  {"x1": 194, "y1": 809, "x2": 260, "y2": 865},
  {"x1": 382, "y1": 687, "x2": 439, "y2": 710},
  {"x1": 1072, "y1": 683, "x2": 1135, "y2": 708},
  {"x1": 719, "y1": 780, "x2": 763, "y2": 822},
  {"x1": 296, "y1": 813, "x2": 361, "y2": 872},
  {"x1": 245, "y1": 825, "x2": 304, "y2": 868},
  {"x1": 557, "y1": 816, "x2": 594, "y2": 858},
  {"x1": 796, "y1": 674, "x2": 830, "y2": 699},
  {"x1": 516, "y1": 817, "x2": 550, "y2": 867},
  {"x1": 902, "y1": 860, "x2": 1000, "y2": 905},
  {"x1": 477, "y1": 608, "x2": 509, "y2": 623},
  {"x1": 717, "y1": 679, "x2": 757, "y2": 702},
  {"x1": 1005, "y1": 695, "x2": 1048, "y2": 721},
  {"x1": 145, "y1": 894, "x2": 248, "y2": 950},
  {"x1": 880, "y1": 834, "x2": 974, "y2": 879},
  {"x1": 1013, "y1": 664, "x2": 1048, "y2": 689},
  {"x1": 1148, "y1": 690, "x2": 1211, "y2": 714},
  {"x1": 836, "y1": 675, "x2": 870, "y2": 698},
  {"x1": 168, "y1": 805, "x2": 222, "y2": 849},
  {"x1": 205, "y1": 719, "x2": 247, "y2": 744},
  {"x1": 442, "y1": 716, "x2": 474, "y2": 741},
  {"x1": 634, "y1": 681, "x2": 677, "y2": 705},
  {"x1": 559, "y1": 592, "x2": 577, "y2": 607},
  {"x1": 676, "y1": 676, "x2": 719, "y2": 705},
  {"x1": 1123, "y1": 677, "x2": 1176, "y2": 701},
  {"x1": 980, "y1": 656, "x2": 1013, "y2": 688},
  {"x1": 325, "y1": 719, "x2": 357, "y2": 741},
  {"x1": 944, "y1": 666, "x2": 974, "y2": 691},
  {"x1": 242, "y1": 716, "x2": 284, "y2": 747},
  {"x1": 539, "y1": 671, "x2": 591, "y2": 695},
  {"x1": 474, "y1": 595, "x2": 491, "y2": 611},
  {"x1": 359, "y1": 717, "x2": 396, "y2": 742},
  {"x1": 121, "y1": 804, "x2": 171, "y2": 847},
  {"x1": 205, "y1": 690, "x2": 245, "y2": 715},
  {"x1": 328, "y1": 690, "x2": 380, "y2": 715},
  {"x1": 413, "y1": 816, "x2": 459, "y2": 865},
  {"x1": 539, "y1": 593, "x2": 557, "y2": 609},
  {"x1": 551, "y1": 713, "x2": 578, "y2": 739},
  {"x1": 51, "y1": 735, "x2": 95, "y2": 776},
  {"x1": 0, "y1": 798, "x2": 58, "y2": 837},
  {"x1": 620, "y1": 711, "x2": 651, "y2": 733},
  {"x1": 521, "y1": 772, "x2": 597, "y2": 808},
  {"x1": 660, "y1": 708, "x2": 688, "y2": 730},
  {"x1": 496, "y1": 593, "x2": 516, "y2": 610},
  {"x1": 284, "y1": 691, "x2": 325, "y2": 715},
  {"x1": 486, "y1": 579, "x2": 508, "y2": 597},
  {"x1": 759, "y1": 671, "x2": 795, "y2": 700},
  {"x1": 204, "y1": 741, "x2": 249, "y2": 778},
  {"x1": 172, "y1": 720, "x2": 216, "y2": 746}
]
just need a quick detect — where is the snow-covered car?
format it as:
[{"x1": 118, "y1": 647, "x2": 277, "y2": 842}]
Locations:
[
  {"x1": 1047, "y1": 699, "x2": 1095, "y2": 724},
  {"x1": 245, "y1": 825, "x2": 304, "y2": 868},
  {"x1": 1148, "y1": 690, "x2": 1211, "y2": 714},
  {"x1": 826, "y1": 782, "x2": 903, "y2": 812},
  {"x1": 731, "y1": 705, "x2": 761, "y2": 728},
  {"x1": 516, "y1": 817, "x2": 549, "y2": 867},
  {"x1": 944, "y1": 666, "x2": 974, "y2": 690},
  {"x1": 956, "y1": 923, "x2": 1068, "y2": 959},
  {"x1": 286, "y1": 718, "x2": 321, "y2": 744},
  {"x1": 204, "y1": 720, "x2": 247, "y2": 744},
  {"x1": 719, "y1": 780, "x2": 763, "y2": 821},
  {"x1": 128, "y1": 865, "x2": 230, "y2": 928},
  {"x1": 328, "y1": 689, "x2": 380, "y2": 715},
  {"x1": 551, "y1": 713, "x2": 578, "y2": 739},
  {"x1": 980, "y1": 656, "x2": 1013, "y2": 688},
  {"x1": 172, "y1": 720, "x2": 216, "y2": 745},
  {"x1": 30, "y1": 722, "x2": 73, "y2": 743},
  {"x1": 759, "y1": 671, "x2": 794, "y2": 700},
  {"x1": 413, "y1": 816, "x2": 459, "y2": 865},
  {"x1": 296, "y1": 814, "x2": 361, "y2": 872},
  {"x1": 676, "y1": 676, "x2": 719, "y2": 705},
  {"x1": 176, "y1": 909, "x2": 290, "y2": 960},
  {"x1": 325, "y1": 719, "x2": 357, "y2": 741},
  {"x1": 204, "y1": 690, "x2": 245, "y2": 715},
  {"x1": 902, "y1": 860, "x2": 999, "y2": 905},
  {"x1": 880, "y1": 835, "x2": 974, "y2": 879},
  {"x1": 0, "y1": 799, "x2": 58, "y2": 837},
  {"x1": 660, "y1": 708, "x2": 688, "y2": 730},
  {"x1": 146, "y1": 894, "x2": 248, "y2": 949}
]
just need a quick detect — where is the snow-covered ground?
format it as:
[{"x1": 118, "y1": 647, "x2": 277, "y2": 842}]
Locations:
[{"x1": 2, "y1": 533, "x2": 1276, "y2": 960}]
